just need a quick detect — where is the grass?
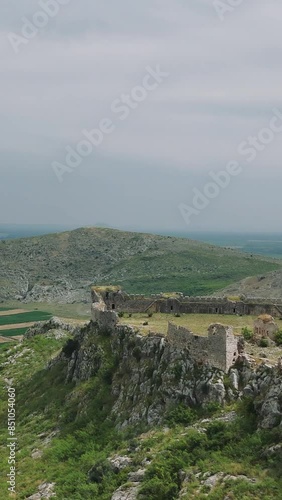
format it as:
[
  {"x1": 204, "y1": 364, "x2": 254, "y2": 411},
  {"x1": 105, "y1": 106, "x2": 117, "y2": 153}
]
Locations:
[
  {"x1": 0, "y1": 301, "x2": 91, "y2": 320},
  {"x1": 0, "y1": 327, "x2": 28, "y2": 337},
  {"x1": 0, "y1": 342, "x2": 10, "y2": 350},
  {"x1": 0, "y1": 325, "x2": 282, "y2": 499},
  {"x1": 0, "y1": 311, "x2": 52, "y2": 326},
  {"x1": 119, "y1": 312, "x2": 259, "y2": 335},
  {"x1": 0, "y1": 227, "x2": 280, "y2": 299}
]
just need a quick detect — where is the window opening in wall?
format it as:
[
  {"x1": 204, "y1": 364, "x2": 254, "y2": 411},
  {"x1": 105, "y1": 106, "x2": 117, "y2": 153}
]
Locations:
[{"x1": 112, "y1": 304, "x2": 115, "y2": 310}]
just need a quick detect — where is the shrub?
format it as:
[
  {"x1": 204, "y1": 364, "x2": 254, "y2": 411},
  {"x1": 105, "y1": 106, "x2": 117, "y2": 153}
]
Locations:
[
  {"x1": 143, "y1": 321, "x2": 149, "y2": 326},
  {"x1": 62, "y1": 339, "x2": 79, "y2": 358},
  {"x1": 201, "y1": 401, "x2": 221, "y2": 416},
  {"x1": 148, "y1": 312, "x2": 153, "y2": 318},
  {"x1": 259, "y1": 338, "x2": 269, "y2": 348},
  {"x1": 139, "y1": 477, "x2": 178, "y2": 500},
  {"x1": 88, "y1": 459, "x2": 113, "y2": 483},
  {"x1": 172, "y1": 363, "x2": 183, "y2": 382},
  {"x1": 118, "y1": 311, "x2": 124, "y2": 318},
  {"x1": 165, "y1": 404, "x2": 197, "y2": 426},
  {"x1": 132, "y1": 346, "x2": 142, "y2": 362},
  {"x1": 275, "y1": 329, "x2": 282, "y2": 345},
  {"x1": 241, "y1": 327, "x2": 253, "y2": 341},
  {"x1": 174, "y1": 313, "x2": 181, "y2": 318}
]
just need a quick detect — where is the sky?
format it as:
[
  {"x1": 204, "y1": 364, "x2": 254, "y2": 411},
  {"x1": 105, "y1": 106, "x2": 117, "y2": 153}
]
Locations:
[{"x1": 1, "y1": 0, "x2": 282, "y2": 233}]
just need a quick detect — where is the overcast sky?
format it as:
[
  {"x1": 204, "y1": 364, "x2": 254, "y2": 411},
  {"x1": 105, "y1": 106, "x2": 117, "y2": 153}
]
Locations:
[{"x1": 1, "y1": 0, "x2": 282, "y2": 233}]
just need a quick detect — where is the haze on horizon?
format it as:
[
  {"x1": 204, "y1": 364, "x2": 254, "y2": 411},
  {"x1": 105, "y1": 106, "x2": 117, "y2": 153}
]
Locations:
[{"x1": 1, "y1": 0, "x2": 282, "y2": 233}]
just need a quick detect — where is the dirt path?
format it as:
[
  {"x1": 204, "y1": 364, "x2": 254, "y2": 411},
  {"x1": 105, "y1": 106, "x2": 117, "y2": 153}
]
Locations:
[
  {"x1": 0, "y1": 309, "x2": 26, "y2": 317},
  {"x1": 0, "y1": 322, "x2": 35, "y2": 331},
  {"x1": 0, "y1": 336, "x2": 16, "y2": 343}
]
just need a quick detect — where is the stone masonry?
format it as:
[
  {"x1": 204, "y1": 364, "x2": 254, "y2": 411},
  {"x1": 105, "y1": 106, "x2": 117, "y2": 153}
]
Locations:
[
  {"x1": 167, "y1": 322, "x2": 238, "y2": 372},
  {"x1": 91, "y1": 286, "x2": 282, "y2": 317},
  {"x1": 91, "y1": 287, "x2": 240, "y2": 372}
]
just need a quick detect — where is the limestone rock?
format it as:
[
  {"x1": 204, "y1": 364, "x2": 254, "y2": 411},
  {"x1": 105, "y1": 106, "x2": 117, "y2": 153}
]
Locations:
[
  {"x1": 111, "y1": 484, "x2": 139, "y2": 500},
  {"x1": 127, "y1": 469, "x2": 146, "y2": 482},
  {"x1": 27, "y1": 482, "x2": 56, "y2": 499},
  {"x1": 109, "y1": 455, "x2": 132, "y2": 473},
  {"x1": 31, "y1": 449, "x2": 43, "y2": 459}
]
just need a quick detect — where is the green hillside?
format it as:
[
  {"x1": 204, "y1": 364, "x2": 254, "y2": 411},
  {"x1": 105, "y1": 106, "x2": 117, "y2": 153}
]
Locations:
[
  {"x1": 0, "y1": 227, "x2": 280, "y2": 302},
  {"x1": 0, "y1": 323, "x2": 281, "y2": 499}
]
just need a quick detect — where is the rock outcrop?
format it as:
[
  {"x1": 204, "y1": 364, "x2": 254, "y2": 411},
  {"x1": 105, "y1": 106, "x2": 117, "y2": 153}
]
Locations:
[{"x1": 26, "y1": 318, "x2": 282, "y2": 430}]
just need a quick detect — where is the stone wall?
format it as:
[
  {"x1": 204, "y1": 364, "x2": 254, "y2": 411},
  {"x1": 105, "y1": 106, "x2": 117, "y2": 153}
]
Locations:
[
  {"x1": 167, "y1": 322, "x2": 238, "y2": 372},
  {"x1": 91, "y1": 289, "x2": 242, "y2": 372},
  {"x1": 92, "y1": 286, "x2": 282, "y2": 317},
  {"x1": 91, "y1": 299, "x2": 118, "y2": 332}
]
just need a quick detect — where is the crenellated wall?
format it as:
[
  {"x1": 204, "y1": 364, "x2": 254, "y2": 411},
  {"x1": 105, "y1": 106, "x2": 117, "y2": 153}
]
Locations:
[{"x1": 91, "y1": 286, "x2": 282, "y2": 317}]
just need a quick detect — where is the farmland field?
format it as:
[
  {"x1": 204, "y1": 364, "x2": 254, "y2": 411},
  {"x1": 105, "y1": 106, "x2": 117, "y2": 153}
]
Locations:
[
  {"x1": 0, "y1": 311, "x2": 51, "y2": 326},
  {"x1": 0, "y1": 309, "x2": 52, "y2": 343},
  {"x1": 0, "y1": 328, "x2": 30, "y2": 337}
]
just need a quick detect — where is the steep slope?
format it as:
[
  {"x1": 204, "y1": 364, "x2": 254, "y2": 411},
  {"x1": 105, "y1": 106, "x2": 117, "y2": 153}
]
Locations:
[
  {"x1": 0, "y1": 227, "x2": 280, "y2": 303},
  {"x1": 1, "y1": 318, "x2": 282, "y2": 499}
]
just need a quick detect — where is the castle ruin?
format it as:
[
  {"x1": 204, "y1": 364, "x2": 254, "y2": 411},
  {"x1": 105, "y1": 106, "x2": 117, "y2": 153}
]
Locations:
[
  {"x1": 91, "y1": 286, "x2": 241, "y2": 372},
  {"x1": 91, "y1": 286, "x2": 282, "y2": 318}
]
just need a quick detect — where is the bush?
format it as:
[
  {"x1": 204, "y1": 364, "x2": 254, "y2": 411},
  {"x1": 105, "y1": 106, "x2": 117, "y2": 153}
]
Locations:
[
  {"x1": 88, "y1": 459, "x2": 113, "y2": 483},
  {"x1": 132, "y1": 346, "x2": 142, "y2": 362},
  {"x1": 165, "y1": 404, "x2": 197, "y2": 426},
  {"x1": 148, "y1": 312, "x2": 153, "y2": 318},
  {"x1": 242, "y1": 327, "x2": 253, "y2": 341},
  {"x1": 62, "y1": 339, "x2": 79, "y2": 358},
  {"x1": 174, "y1": 313, "x2": 181, "y2": 318},
  {"x1": 275, "y1": 330, "x2": 282, "y2": 345},
  {"x1": 139, "y1": 477, "x2": 178, "y2": 500},
  {"x1": 118, "y1": 311, "x2": 124, "y2": 318},
  {"x1": 259, "y1": 338, "x2": 269, "y2": 348}
]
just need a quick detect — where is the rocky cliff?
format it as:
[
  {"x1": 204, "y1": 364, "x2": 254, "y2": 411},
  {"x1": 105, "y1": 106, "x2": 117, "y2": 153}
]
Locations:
[{"x1": 27, "y1": 317, "x2": 282, "y2": 431}]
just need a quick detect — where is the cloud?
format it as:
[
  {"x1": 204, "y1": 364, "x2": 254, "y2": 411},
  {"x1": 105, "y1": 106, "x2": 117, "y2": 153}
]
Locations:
[{"x1": 1, "y1": 0, "x2": 282, "y2": 231}]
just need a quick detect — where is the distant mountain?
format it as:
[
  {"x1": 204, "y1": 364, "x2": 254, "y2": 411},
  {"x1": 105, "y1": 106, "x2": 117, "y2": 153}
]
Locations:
[
  {"x1": 0, "y1": 224, "x2": 78, "y2": 240},
  {"x1": 0, "y1": 227, "x2": 280, "y2": 303}
]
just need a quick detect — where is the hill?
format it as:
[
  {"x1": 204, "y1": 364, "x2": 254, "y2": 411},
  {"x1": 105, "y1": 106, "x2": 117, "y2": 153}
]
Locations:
[
  {"x1": 0, "y1": 318, "x2": 282, "y2": 499},
  {"x1": 0, "y1": 227, "x2": 280, "y2": 303},
  {"x1": 215, "y1": 269, "x2": 282, "y2": 300}
]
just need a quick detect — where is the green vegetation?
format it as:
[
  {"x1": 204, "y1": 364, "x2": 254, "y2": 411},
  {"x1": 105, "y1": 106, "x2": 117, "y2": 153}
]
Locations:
[
  {"x1": 0, "y1": 330, "x2": 282, "y2": 499},
  {"x1": 274, "y1": 330, "x2": 282, "y2": 346},
  {"x1": 120, "y1": 312, "x2": 257, "y2": 335},
  {"x1": 0, "y1": 311, "x2": 51, "y2": 326},
  {"x1": 242, "y1": 326, "x2": 254, "y2": 341},
  {"x1": 259, "y1": 338, "x2": 269, "y2": 348},
  {"x1": 0, "y1": 327, "x2": 28, "y2": 337},
  {"x1": 0, "y1": 342, "x2": 10, "y2": 350},
  {"x1": 0, "y1": 227, "x2": 280, "y2": 300}
]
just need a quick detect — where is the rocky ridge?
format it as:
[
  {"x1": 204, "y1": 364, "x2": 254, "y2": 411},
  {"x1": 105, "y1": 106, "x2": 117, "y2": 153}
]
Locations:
[{"x1": 27, "y1": 317, "x2": 282, "y2": 431}]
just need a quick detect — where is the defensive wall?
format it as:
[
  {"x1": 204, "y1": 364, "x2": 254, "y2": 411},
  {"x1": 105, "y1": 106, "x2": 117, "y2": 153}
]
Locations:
[
  {"x1": 91, "y1": 287, "x2": 282, "y2": 317},
  {"x1": 91, "y1": 288, "x2": 241, "y2": 373},
  {"x1": 167, "y1": 322, "x2": 239, "y2": 372}
]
